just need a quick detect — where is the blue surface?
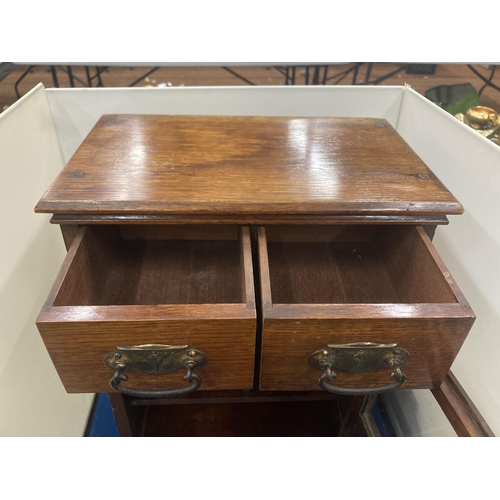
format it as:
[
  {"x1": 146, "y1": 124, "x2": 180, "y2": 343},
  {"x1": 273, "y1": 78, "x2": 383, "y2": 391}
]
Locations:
[
  {"x1": 88, "y1": 393, "x2": 120, "y2": 437},
  {"x1": 372, "y1": 398, "x2": 395, "y2": 437}
]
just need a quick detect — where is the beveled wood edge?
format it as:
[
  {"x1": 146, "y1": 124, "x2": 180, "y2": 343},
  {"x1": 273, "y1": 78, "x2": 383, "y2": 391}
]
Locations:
[
  {"x1": 37, "y1": 303, "x2": 256, "y2": 324},
  {"x1": 36, "y1": 200, "x2": 464, "y2": 215},
  {"x1": 431, "y1": 371, "x2": 495, "y2": 437},
  {"x1": 266, "y1": 303, "x2": 476, "y2": 320},
  {"x1": 415, "y1": 226, "x2": 473, "y2": 311},
  {"x1": 48, "y1": 214, "x2": 451, "y2": 225},
  {"x1": 257, "y1": 227, "x2": 273, "y2": 313},
  {"x1": 240, "y1": 226, "x2": 255, "y2": 311},
  {"x1": 40, "y1": 226, "x2": 88, "y2": 311}
]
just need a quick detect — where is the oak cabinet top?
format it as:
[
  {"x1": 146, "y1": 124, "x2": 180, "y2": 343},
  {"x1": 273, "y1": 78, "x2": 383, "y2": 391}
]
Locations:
[{"x1": 35, "y1": 115, "x2": 462, "y2": 218}]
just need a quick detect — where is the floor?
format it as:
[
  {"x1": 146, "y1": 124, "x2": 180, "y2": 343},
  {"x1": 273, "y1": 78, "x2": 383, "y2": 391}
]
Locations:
[{"x1": 2, "y1": 63, "x2": 500, "y2": 113}]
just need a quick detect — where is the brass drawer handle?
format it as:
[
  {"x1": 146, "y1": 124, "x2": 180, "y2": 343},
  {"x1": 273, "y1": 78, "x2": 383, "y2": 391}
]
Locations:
[
  {"x1": 104, "y1": 344, "x2": 208, "y2": 399},
  {"x1": 318, "y1": 367, "x2": 406, "y2": 396},
  {"x1": 309, "y1": 342, "x2": 409, "y2": 396},
  {"x1": 110, "y1": 365, "x2": 202, "y2": 398}
]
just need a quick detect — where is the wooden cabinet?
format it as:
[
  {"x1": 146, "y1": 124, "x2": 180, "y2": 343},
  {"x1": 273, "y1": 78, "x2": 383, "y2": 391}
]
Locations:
[{"x1": 34, "y1": 114, "x2": 478, "y2": 433}]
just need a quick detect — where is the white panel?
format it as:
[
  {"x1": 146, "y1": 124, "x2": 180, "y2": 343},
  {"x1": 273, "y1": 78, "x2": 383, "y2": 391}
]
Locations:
[
  {"x1": 46, "y1": 86, "x2": 404, "y2": 163},
  {"x1": 382, "y1": 390, "x2": 457, "y2": 437},
  {"x1": 394, "y1": 88, "x2": 500, "y2": 435},
  {"x1": 0, "y1": 84, "x2": 93, "y2": 436}
]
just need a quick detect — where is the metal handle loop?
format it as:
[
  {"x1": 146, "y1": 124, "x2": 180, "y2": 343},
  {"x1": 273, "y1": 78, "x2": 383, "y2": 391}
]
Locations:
[
  {"x1": 104, "y1": 344, "x2": 208, "y2": 398},
  {"x1": 110, "y1": 363, "x2": 202, "y2": 398},
  {"x1": 318, "y1": 367, "x2": 406, "y2": 396}
]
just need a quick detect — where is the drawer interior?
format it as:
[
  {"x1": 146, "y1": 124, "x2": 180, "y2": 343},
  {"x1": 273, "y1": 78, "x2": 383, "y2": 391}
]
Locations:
[
  {"x1": 265, "y1": 225, "x2": 458, "y2": 305},
  {"x1": 54, "y1": 225, "x2": 245, "y2": 306}
]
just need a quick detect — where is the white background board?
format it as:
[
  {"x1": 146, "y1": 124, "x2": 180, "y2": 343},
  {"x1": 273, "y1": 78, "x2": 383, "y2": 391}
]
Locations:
[
  {"x1": 0, "y1": 84, "x2": 93, "y2": 436},
  {"x1": 394, "y1": 89, "x2": 500, "y2": 435}
]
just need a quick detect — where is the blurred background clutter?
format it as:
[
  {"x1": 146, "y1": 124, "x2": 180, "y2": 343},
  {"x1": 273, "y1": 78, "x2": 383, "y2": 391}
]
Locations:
[
  {"x1": 3, "y1": 62, "x2": 499, "y2": 144},
  {"x1": 1, "y1": 63, "x2": 499, "y2": 113}
]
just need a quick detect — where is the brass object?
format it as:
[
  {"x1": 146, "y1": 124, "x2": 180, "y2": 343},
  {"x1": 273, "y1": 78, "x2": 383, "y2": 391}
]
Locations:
[
  {"x1": 104, "y1": 344, "x2": 208, "y2": 398},
  {"x1": 456, "y1": 106, "x2": 500, "y2": 145},
  {"x1": 309, "y1": 342, "x2": 409, "y2": 396}
]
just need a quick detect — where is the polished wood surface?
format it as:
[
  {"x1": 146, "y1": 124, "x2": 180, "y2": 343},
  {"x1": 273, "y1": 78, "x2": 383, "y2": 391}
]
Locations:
[
  {"x1": 36, "y1": 225, "x2": 257, "y2": 393},
  {"x1": 35, "y1": 115, "x2": 462, "y2": 218},
  {"x1": 432, "y1": 371, "x2": 495, "y2": 437},
  {"x1": 258, "y1": 226, "x2": 475, "y2": 391}
]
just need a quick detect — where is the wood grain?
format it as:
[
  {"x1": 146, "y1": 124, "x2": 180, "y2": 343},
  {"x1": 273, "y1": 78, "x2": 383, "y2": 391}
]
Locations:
[
  {"x1": 35, "y1": 115, "x2": 462, "y2": 218},
  {"x1": 240, "y1": 226, "x2": 255, "y2": 310},
  {"x1": 264, "y1": 225, "x2": 462, "y2": 305},
  {"x1": 31, "y1": 109, "x2": 485, "y2": 432},
  {"x1": 258, "y1": 225, "x2": 475, "y2": 391},
  {"x1": 36, "y1": 224, "x2": 257, "y2": 393},
  {"x1": 108, "y1": 393, "x2": 133, "y2": 437},
  {"x1": 119, "y1": 224, "x2": 239, "y2": 240},
  {"x1": 259, "y1": 314, "x2": 474, "y2": 391},
  {"x1": 432, "y1": 371, "x2": 495, "y2": 437},
  {"x1": 37, "y1": 312, "x2": 256, "y2": 393},
  {"x1": 267, "y1": 241, "x2": 399, "y2": 304},
  {"x1": 60, "y1": 225, "x2": 80, "y2": 250},
  {"x1": 53, "y1": 226, "x2": 244, "y2": 306}
]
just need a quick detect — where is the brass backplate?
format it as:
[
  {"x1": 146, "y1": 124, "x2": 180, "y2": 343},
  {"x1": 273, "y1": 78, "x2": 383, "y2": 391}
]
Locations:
[
  {"x1": 104, "y1": 344, "x2": 208, "y2": 375},
  {"x1": 309, "y1": 342, "x2": 409, "y2": 374}
]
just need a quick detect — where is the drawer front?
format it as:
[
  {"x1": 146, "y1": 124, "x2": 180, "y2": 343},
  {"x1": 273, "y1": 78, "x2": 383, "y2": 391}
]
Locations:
[
  {"x1": 37, "y1": 309, "x2": 256, "y2": 393},
  {"x1": 37, "y1": 225, "x2": 256, "y2": 394},
  {"x1": 257, "y1": 225, "x2": 475, "y2": 392},
  {"x1": 260, "y1": 313, "x2": 474, "y2": 391}
]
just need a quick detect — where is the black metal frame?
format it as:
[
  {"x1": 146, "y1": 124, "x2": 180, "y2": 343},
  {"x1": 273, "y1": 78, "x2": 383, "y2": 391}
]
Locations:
[
  {"x1": 273, "y1": 65, "x2": 330, "y2": 85},
  {"x1": 14, "y1": 65, "x2": 35, "y2": 98},
  {"x1": 12, "y1": 62, "x2": 430, "y2": 100},
  {"x1": 350, "y1": 63, "x2": 408, "y2": 85},
  {"x1": 13, "y1": 64, "x2": 164, "y2": 98},
  {"x1": 467, "y1": 64, "x2": 500, "y2": 95}
]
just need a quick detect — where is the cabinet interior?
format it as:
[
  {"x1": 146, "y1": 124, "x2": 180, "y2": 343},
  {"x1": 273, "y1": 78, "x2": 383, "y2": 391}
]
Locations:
[
  {"x1": 54, "y1": 225, "x2": 243, "y2": 306},
  {"x1": 265, "y1": 225, "x2": 458, "y2": 305}
]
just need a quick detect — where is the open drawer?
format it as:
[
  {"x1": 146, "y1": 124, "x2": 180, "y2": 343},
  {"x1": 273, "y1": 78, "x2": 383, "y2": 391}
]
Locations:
[
  {"x1": 37, "y1": 225, "x2": 256, "y2": 395},
  {"x1": 257, "y1": 225, "x2": 475, "y2": 393}
]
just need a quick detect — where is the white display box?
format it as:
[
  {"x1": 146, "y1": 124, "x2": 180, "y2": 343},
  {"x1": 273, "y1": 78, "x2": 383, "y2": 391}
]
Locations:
[{"x1": 1, "y1": 83, "x2": 499, "y2": 436}]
